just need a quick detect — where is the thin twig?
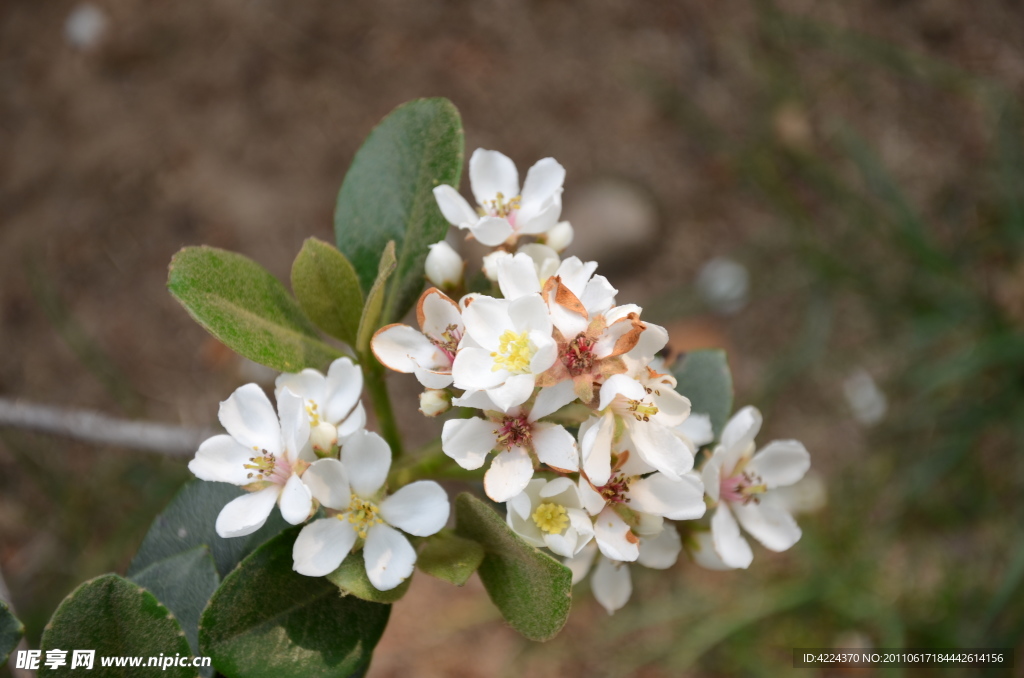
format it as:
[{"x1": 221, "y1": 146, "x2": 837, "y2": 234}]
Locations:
[
  {"x1": 0, "y1": 563, "x2": 34, "y2": 678},
  {"x1": 0, "y1": 398, "x2": 214, "y2": 456}
]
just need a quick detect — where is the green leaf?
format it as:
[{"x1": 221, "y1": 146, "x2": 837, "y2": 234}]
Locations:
[
  {"x1": 128, "y1": 480, "x2": 289, "y2": 580},
  {"x1": 355, "y1": 241, "x2": 397, "y2": 355},
  {"x1": 326, "y1": 549, "x2": 412, "y2": 604},
  {"x1": 0, "y1": 600, "x2": 24, "y2": 668},
  {"x1": 199, "y1": 527, "x2": 390, "y2": 678},
  {"x1": 416, "y1": 531, "x2": 485, "y2": 587},
  {"x1": 672, "y1": 349, "x2": 734, "y2": 439},
  {"x1": 129, "y1": 546, "x2": 219, "y2": 676},
  {"x1": 168, "y1": 246, "x2": 343, "y2": 372},
  {"x1": 454, "y1": 493, "x2": 572, "y2": 641},
  {"x1": 40, "y1": 574, "x2": 194, "y2": 678},
  {"x1": 291, "y1": 238, "x2": 364, "y2": 347},
  {"x1": 334, "y1": 98, "x2": 464, "y2": 324}
]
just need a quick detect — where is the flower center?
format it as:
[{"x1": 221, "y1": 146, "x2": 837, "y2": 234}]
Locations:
[
  {"x1": 478, "y1": 191, "x2": 522, "y2": 219},
  {"x1": 243, "y1": 448, "x2": 291, "y2": 484},
  {"x1": 305, "y1": 401, "x2": 322, "y2": 427},
  {"x1": 720, "y1": 471, "x2": 767, "y2": 505},
  {"x1": 343, "y1": 496, "x2": 384, "y2": 539},
  {"x1": 597, "y1": 473, "x2": 632, "y2": 505},
  {"x1": 495, "y1": 414, "x2": 532, "y2": 450},
  {"x1": 563, "y1": 333, "x2": 596, "y2": 376},
  {"x1": 532, "y1": 502, "x2": 569, "y2": 534},
  {"x1": 429, "y1": 323, "x2": 462, "y2": 363},
  {"x1": 491, "y1": 330, "x2": 534, "y2": 374},
  {"x1": 626, "y1": 399, "x2": 659, "y2": 422}
]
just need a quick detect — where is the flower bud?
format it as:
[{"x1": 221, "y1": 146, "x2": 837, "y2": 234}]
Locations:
[
  {"x1": 310, "y1": 422, "x2": 339, "y2": 458},
  {"x1": 543, "y1": 220, "x2": 574, "y2": 252},
  {"x1": 481, "y1": 250, "x2": 510, "y2": 282},
  {"x1": 425, "y1": 241, "x2": 464, "y2": 289},
  {"x1": 418, "y1": 389, "x2": 451, "y2": 417}
]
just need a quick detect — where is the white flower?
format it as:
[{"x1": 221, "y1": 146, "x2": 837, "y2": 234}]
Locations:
[
  {"x1": 424, "y1": 241, "x2": 465, "y2": 289},
  {"x1": 189, "y1": 384, "x2": 314, "y2": 538},
  {"x1": 451, "y1": 293, "x2": 558, "y2": 411},
  {"x1": 441, "y1": 384, "x2": 578, "y2": 502},
  {"x1": 701, "y1": 406, "x2": 811, "y2": 569},
  {"x1": 506, "y1": 477, "x2": 594, "y2": 558},
  {"x1": 274, "y1": 357, "x2": 366, "y2": 457},
  {"x1": 432, "y1": 148, "x2": 565, "y2": 246},
  {"x1": 371, "y1": 288, "x2": 464, "y2": 389},
  {"x1": 292, "y1": 429, "x2": 450, "y2": 590}
]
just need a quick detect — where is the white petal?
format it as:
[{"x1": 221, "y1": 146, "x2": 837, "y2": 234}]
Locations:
[
  {"x1": 469, "y1": 148, "x2": 519, "y2": 205},
  {"x1": 461, "y1": 296, "x2": 513, "y2": 351},
  {"x1": 529, "y1": 379, "x2": 578, "y2": 421},
  {"x1": 580, "y1": 413, "x2": 615, "y2": 486},
  {"x1": 520, "y1": 157, "x2": 565, "y2": 208},
  {"x1": 470, "y1": 216, "x2": 515, "y2": 247},
  {"x1": 564, "y1": 541, "x2": 598, "y2": 585},
  {"x1": 543, "y1": 528, "x2": 578, "y2": 559},
  {"x1": 302, "y1": 458, "x2": 350, "y2": 510},
  {"x1": 720, "y1": 406, "x2": 762, "y2": 462},
  {"x1": 516, "y1": 196, "x2": 562, "y2": 235},
  {"x1": 324, "y1": 357, "x2": 364, "y2": 424},
  {"x1": 628, "y1": 473, "x2": 706, "y2": 521},
  {"x1": 637, "y1": 526, "x2": 682, "y2": 569},
  {"x1": 341, "y1": 430, "x2": 391, "y2": 498},
  {"x1": 599, "y1": 374, "x2": 646, "y2": 412},
  {"x1": 414, "y1": 368, "x2": 453, "y2": 389},
  {"x1": 292, "y1": 517, "x2": 357, "y2": 577},
  {"x1": 652, "y1": 389, "x2": 691, "y2": 428},
  {"x1": 593, "y1": 507, "x2": 639, "y2": 562},
  {"x1": 451, "y1": 389, "x2": 498, "y2": 410},
  {"x1": 496, "y1": 252, "x2": 542, "y2": 300},
  {"x1": 432, "y1": 184, "x2": 478, "y2": 226},
  {"x1": 687, "y1": 530, "x2": 736, "y2": 571},
  {"x1": 627, "y1": 321, "x2": 668, "y2": 363},
  {"x1": 441, "y1": 418, "x2": 498, "y2": 470},
  {"x1": 630, "y1": 420, "x2": 694, "y2": 480},
  {"x1": 487, "y1": 374, "x2": 535, "y2": 411},
  {"x1": 372, "y1": 325, "x2": 446, "y2": 374},
  {"x1": 189, "y1": 435, "x2": 256, "y2": 485},
  {"x1": 540, "y1": 477, "x2": 582, "y2": 507},
  {"x1": 531, "y1": 422, "x2": 579, "y2": 471},
  {"x1": 275, "y1": 369, "x2": 326, "y2": 410},
  {"x1": 676, "y1": 413, "x2": 715, "y2": 448},
  {"x1": 215, "y1": 486, "x2": 280, "y2": 538},
  {"x1": 218, "y1": 383, "x2": 281, "y2": 455},
  {"x1": 277, "y1": 388, "x2": 310, "y2": 464},
  {"x1": 336, "y1": 401, "x2": 366, "y2": 440},
  {"x1": 380, "y1": 481, "x2": 450, "y2": 536},
  {"x1": 451, "y1": 347, "x2": 507, "y2": 391},
  {"x1": 592, "y1": 557, "x2": 632, "y2": 615},
  {"x1": 747, "y1": 440, "x2": 810, "y2": 488},
  {"x1": 577, "y1": 476, "x2": 607, "y2": 516},
  {"x1": 711, "y1": 504, "x2": 753, "y2": 569},
  {"x1": 419, "y1": 288, "x2": 464, "y2": 339},
  {"x1": 484, "y1": 447, "x2": 535, "y2": 503},
  {"x1": 567, "y1": 508, "x2": 596, "y2": 552},
  {"x1": 279, "y1": 473, "x2": 313, "y2": 525},
  {"x1": 580, "y1": 275, "x2": 617, "y2": 316},
  {"x1": 702, "y1": 451, "x2": 723, "y2": 503},
  {"x1": 363, "y1": 523, "x2": 417, "y2": 591},
  {"x1": 732, "y1": 495, "x2": 802, "y2": 552},
  {"x1": 509, "y1": 294, "x2": 552, "y2": 337},
  {"x1": 528, "y1": 332, "x2": 558, "y2": 374}
]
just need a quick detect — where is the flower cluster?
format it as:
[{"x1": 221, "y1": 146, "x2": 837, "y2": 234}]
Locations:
[
  {"x1": 371, "y1": 148, "x2": 812, "y2": 613},
  {"x1": 188, "y1": 357, "x2": 450, "y2": 591}
]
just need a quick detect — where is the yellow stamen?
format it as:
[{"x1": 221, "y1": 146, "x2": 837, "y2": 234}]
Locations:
[
  {"x1": 343, "y1": 496, "x2": 384, "y2": 539},
  {"x1": 531, "y1": 502, "x2": 569, "y2": 534},
  {"x1": 305, "y1": 401, "x2": 321, "y2": 427},
  {"x1": 626, "y1": 399, "x2": 659, "y2": 422},
  {"x1": 477, "y1": 191, "x2": 522, "y2": 218},
  {"x1": 243, "y1": 451, "x2": 276, "y2": 480},
  {"x1": 491, "y1": 330, "x2": 534, "y2": 374}
]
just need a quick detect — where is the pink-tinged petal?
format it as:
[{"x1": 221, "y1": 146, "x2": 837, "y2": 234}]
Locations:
[
  {"x1": 380, "y1": 481, "x2": 449, "y2": 536},
  {"x1": 279, "y1": 473, "x2": 313, "y2": 525},
  {"x1": 419, "y1": 288, "x2": 464, "y2": 339},
  {"x1": 517, "y1": 196, "x2": 562, "y2": 235},
  {"x1": 462, "y1": 296, "x2": 513, "y2": 351},
  {"x1": 747, "y1": 440, "x2": 810, "y2": 488},
  {"x1": 302, "y1": 458, "x2": 350, "y2": 510},
  {"x1": 487, "y1": 374, "x2": 535, "y2": 412},
  {"x1": 720, "y1": 406, "x2": 763, "y2": 465},
  {"x1": 452, "y1": 347, "x2": 507, "y2": 391},
  {"x1": 598, "y1": 374, "x2": 645, "y2": 412},
  {"x1": 432, "y1": 184, "x2": 478, "y2": 226},
  {"x1": 528, "y1": 332, "x2": 558, "y2": 374},
  {"x1": 637, "y1": 526, "x2": 682, "y2": 569},
  {"x1": 496, "y1": 252, "x2": 542, "y2": 300},
  {"x1": 341, "y1": 430, "x2": 391, "y2": 498},
  {"x1": 189, "y1": 435, "x2": 256, "y2": 485},
  {"x1": 687, "y1": 530, "x2": 736, "y2": 571},
  {"x1": 274, "y1": 369, "x2": 327, "y2": 410},
  {"x1": 363, "y1": 523, "x2": 417, "y2": 591},
  {"x1": 336, "y1": 401, "x2": 366, "y2": 440},
  {"x1": 564, "y1": 541, "x2": 598, "y2": 585},
  {"x1": 324, "y1": 357, "x2": 363, "y2": 424},
  {"x1": 593, "y1": 507, "x2": 639, "y2": 562},
  {"x1": 441, "y1": 418, "x2": 498, "y2": 470},
  {"x1": 580, "y1": 413, "x2": 615, "y2": 486},
  {"x1": 471, "y1": 217, "x2": 515, "y2": 247},
  {"x1": 413, "y1": 367, "x2": 454, "y2": 389},
  {"x1": 484, "y1": 447, "x2": 535, "y2": 503},
  {"x1": 371, "y1": 325, "x2": 445, "y2": 374},
  {"x1": 702, "y1": 450, "x2": 723, "y2": 503},
  {"x1": 215, "y1": 486, "x2": 280, "y2": 538},
  {"x1": 520, "y1": 157, "x2": 565, "y2": 208},
  {"x1": 219, "y1": 383, "x2": 281, "y2": 455},
  {"x1": 592, "y1": 556, "x2": 632, "y2": 615},
  {"x1": 652, "y1": 389, "x2": 691, "y2": 428},
  {"x1": 532, "y1": 422, "x2": 579, "y2": 472},
  {"x1": 509, "y1": 294, "x2": 552, "y2": 336},
  {"x1": 677, "y1": 413, "x2": 715, "y2": 448},
  {"x1": 630, "y1": 420, "x2": 694, "y2": 480},
  {"x1": 470, "y1": 148, "x2": 519, "y2": 206},
  {"x1": 277, "y1": 388, "x2": 310, "y2": 464},
  {"x1": 628, "y1": 472, "x2": 706, "y2": 521},
  {"x1": 530, "y1": 380, "x2": 577, "y2": 421},
  {"x1": 732, "y1": 494, "x2": 802, "y2": 552},
  {"x1": 292, "y1": 517, "x2": 357, "y2": 577},
  {"x1": 711, "y1": 504, "x2": 753, "y2": 569}
]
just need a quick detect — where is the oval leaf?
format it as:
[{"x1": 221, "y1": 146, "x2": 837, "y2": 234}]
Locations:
[
  {"x1": 454, "y1": 493, "x2": 572, "y2": 641},
  {"x1": 40, "y1": 574, "x2": 194, "y2": 678},
  {"x1": 168, "y1": 246, "x2": 343, "y2": 372},
  {"x1": 0, "y1": 601, "x2": 24, "y2": 667},
  {"x1": 671, "y1": 349, "x2": 734, "y2": 439},
  {"x1": 291, "y1": 238, "x2": 364, "y2": 347},
  {"x1": 335, "y1": 98, "x2": 464, "y2": 324},
  {"x1": 128, "y1": 480, "x2": 289, "y2": 580},
  {"x1": 326, "y1": 549, "x2": 411, "y2": 604},
  {"x1": 199, "y1": 527, "x2": 390, "y2": 678},
  {"x1": 416, "y1": 531, "x2": 485, "y2": 587},
  {"x1": 355, "y1": 241, "x2": 396, "y2": 355}
]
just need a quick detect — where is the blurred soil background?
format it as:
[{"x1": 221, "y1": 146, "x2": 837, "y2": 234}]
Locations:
[{"x1": 2, "y1": 0, "x2": 1023, "y2": 676}]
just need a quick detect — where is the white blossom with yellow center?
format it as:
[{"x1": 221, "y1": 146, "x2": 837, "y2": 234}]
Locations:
[
  {"x1": 274, "y1": 357, "x2": 366, "y2": 459},
  {"x1": 506, "y1": 478, "x2": 594, "y2": 559}
]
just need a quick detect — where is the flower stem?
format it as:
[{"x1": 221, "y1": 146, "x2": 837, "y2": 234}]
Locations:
[{"x1": 362, "y1": 356, "x2": 404, "y2": 460}]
